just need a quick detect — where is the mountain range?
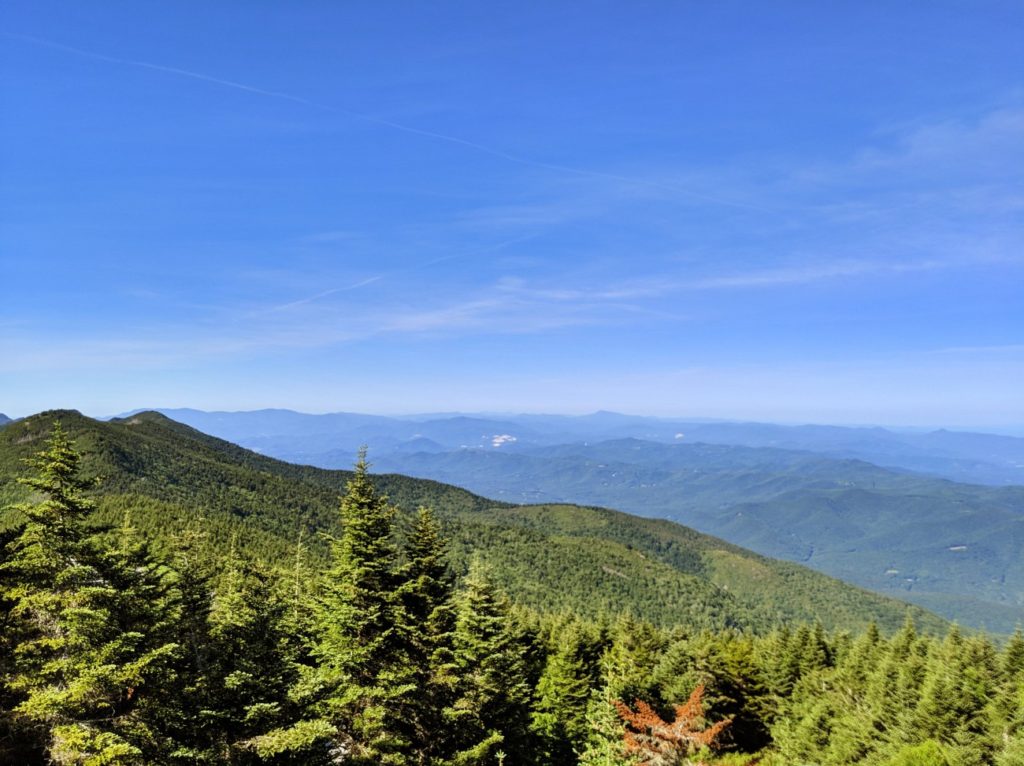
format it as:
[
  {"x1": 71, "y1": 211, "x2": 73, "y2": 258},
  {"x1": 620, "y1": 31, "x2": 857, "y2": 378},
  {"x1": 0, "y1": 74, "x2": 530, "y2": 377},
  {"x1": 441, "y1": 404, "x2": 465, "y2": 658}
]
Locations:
[
  {"x1": 138, "y1": 407, "x2": 1024, "y2": 486},
  {"x1": 0, "y1": 409, "x2": 945, "y2": 635},
  {"x1": 115, "y1": 408, "x2": 1024, "y2": 631}
]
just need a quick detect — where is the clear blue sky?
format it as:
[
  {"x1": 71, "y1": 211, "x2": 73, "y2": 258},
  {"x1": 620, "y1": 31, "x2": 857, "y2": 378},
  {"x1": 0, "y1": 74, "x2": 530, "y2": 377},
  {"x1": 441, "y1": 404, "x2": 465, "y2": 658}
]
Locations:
[{"x1": 2, "y1": 1, "x2": 1022, "y2": 426}]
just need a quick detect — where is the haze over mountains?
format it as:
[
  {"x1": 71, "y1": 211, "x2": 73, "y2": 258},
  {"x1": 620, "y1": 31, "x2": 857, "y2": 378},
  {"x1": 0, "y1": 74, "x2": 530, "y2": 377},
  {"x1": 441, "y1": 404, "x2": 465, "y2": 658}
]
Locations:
[
  {"x1": 141, "y1": 408, "x2": 1024, "y2": 486},
  {"x1": 127, "y1": 408, "x2": 1024, "y2": 632},
  {"x1": 0, "y1": 409, "x2": 945, "y2": 635}
]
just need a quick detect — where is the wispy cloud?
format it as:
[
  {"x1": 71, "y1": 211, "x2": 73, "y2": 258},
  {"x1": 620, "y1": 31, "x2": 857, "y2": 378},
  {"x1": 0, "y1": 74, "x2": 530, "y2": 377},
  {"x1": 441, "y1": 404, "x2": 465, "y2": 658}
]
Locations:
[
  {"x1": 265, "y1": 276, "x2": 384, "y2": 313},
  {"x1": 4, "y1": 31, "x2": 767, "y2": 212}
]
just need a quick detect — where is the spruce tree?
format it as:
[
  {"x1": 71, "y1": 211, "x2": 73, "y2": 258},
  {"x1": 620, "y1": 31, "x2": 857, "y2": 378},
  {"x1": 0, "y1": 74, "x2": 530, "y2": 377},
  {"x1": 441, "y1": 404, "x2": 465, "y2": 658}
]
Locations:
[
  {"x1": 0, "y1": 424, "x2": 180, "y2": 764},
  {"x1": 195, "y1": 549, "x2": 302, "y2": 765},
  {"x1": 441, "y1": 558, "x2": 533, "y2": 765},
  {"x1": 256, "y1": 452, "x2": 416, "y2": 764},
  {"x1": 531, "y1": 620, "x2": 595, "y2": 763},
  {"x1": 577, "y1": 686, "x2": 637, "y2": 766},
  {"x1": 397, "y1": 506, "x2": 456, "y2": 763}
]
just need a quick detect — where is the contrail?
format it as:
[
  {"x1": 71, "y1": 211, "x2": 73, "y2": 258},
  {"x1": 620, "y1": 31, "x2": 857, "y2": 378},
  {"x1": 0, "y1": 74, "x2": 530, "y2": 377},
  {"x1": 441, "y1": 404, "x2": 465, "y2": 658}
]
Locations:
[
  {"x1": 265, "y1": 234, "x2": 538, "y2": 314},
  {"x1": 5, "y1": 31, "x2": 776, "y2": 213},
  {"x1": 268, "y1": 276, "x2": 385, "y2": 313}
]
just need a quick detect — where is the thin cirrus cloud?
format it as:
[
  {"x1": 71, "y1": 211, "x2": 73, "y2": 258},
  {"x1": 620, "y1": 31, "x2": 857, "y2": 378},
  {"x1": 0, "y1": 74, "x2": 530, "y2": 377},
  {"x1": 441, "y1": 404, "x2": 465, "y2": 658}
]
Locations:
[
  {"x1": 2, "y1": 244, "x2": 1007, "y2": 378},
  {"x1": 3, "y1": 31, "x2": 769, "y2": 213}
]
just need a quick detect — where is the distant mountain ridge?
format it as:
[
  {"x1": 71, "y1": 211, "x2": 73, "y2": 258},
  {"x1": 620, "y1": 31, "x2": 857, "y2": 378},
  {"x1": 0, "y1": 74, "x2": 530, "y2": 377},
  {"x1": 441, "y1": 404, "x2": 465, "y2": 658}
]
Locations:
[
  {"x1": 0, "y1": 409, "x2": 946, "y2": 635},
  {"x1": 131, "y1": 407, "x2": 1024, "y2": 486},
  {"x1": 117, "y1": 408, "x2": 1024, "y2": 631}
]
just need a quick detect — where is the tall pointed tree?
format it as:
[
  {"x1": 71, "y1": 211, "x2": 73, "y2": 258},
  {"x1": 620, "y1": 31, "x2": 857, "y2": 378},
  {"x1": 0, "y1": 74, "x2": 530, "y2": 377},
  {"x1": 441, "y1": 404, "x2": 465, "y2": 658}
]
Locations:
[
  {"x1": 531, "y1": 620, "x2": 596, "y2": 763},
  {"x1": 256, "y1": 451, "x2": 416, "y2": 764},
  {"x1": 0, "y1": 424, "x2": 180, "y2": 764},
  {"x1": 441, "y1": 558, "x2": 533, "y2": 765},
  {"x1": 397, "y1": 506, "x2": 456, "y2": 762}
]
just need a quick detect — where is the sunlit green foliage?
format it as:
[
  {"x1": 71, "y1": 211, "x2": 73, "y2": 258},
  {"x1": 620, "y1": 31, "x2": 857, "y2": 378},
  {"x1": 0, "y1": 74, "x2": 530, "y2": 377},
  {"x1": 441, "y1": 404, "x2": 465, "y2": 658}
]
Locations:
[{"x1": 3, "y1": 415, "x2": 1021, "y2": 765}]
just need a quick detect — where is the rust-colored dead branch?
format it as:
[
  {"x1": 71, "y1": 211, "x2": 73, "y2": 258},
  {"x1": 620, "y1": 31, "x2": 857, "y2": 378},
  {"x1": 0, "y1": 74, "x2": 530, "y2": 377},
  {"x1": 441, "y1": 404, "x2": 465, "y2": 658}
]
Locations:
[{"x1": 614, "y1": 684, "x2": 731, "y2": 766}]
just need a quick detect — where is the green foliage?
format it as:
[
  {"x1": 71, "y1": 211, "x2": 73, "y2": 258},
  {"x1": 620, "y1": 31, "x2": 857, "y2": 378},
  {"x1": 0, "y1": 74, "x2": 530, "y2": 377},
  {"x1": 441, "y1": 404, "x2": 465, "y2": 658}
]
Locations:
[
  {"x1": 7, "y1": 415, "x2": 1024, "y2": 766},
  {"x1": 0, "y1": 425, "x2": 180, "y2": 764},
  {"x1": 531, "y1": 620, "x2": 597, "y2": 762},
  {"x1": 441, "y1": 559, "x2": 534, "y2": 765},
  {"x1": 0, "y1": 412, "x2": 949, "y2": 635},
  {"x1": 884, "y1": 739, "x2": 952, "y2": 766},
  {"x1": 302, "y1": 451, "x2": 419, "y2": 763}
]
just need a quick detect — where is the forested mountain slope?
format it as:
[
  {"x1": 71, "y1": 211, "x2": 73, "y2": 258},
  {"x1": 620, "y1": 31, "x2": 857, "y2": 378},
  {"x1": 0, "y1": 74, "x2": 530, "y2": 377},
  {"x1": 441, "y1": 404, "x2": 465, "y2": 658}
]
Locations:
[
  {"x1": 0, "y1": 410, "x2": 944, "y2": 634},
  {"x1": 372, "y1": 440, "x2": 1024, "y2": 632}
]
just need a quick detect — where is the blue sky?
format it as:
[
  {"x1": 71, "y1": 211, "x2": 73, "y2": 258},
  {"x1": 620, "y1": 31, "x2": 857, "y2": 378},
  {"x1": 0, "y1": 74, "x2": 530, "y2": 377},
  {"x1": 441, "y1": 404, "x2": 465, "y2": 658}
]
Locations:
[{"x1": 2, "y1": 1, "x2": 1022, "y2": 426}]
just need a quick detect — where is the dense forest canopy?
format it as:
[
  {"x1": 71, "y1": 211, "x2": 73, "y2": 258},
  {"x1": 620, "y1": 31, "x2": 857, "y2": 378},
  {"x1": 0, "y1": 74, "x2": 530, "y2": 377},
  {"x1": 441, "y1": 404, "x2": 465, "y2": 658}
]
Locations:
[
  {"x1": 2, "y1": 424, "x2": 1022, "y2": 765},
  {"x1": 0, "y1": 412, "x2": 946, "y2": 636}
]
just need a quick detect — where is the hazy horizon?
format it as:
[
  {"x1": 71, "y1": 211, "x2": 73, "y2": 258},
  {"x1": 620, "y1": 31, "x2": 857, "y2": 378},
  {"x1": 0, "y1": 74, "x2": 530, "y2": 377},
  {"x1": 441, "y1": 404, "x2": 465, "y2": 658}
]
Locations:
[{"x1": 4, "y1": 404, "x2": 1024, "y2": 438}]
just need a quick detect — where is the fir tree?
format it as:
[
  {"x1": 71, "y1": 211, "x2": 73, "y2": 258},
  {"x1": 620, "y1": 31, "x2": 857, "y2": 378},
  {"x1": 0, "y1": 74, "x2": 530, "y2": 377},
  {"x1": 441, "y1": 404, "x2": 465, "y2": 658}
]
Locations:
[
  {"x1": 0, "y1": 424, "x2": 180, "y2": 764},
  {"x1": 577, "y1": 687, "x2": 637, "y2": 766},
  {"x1": 201, "y1": 552, "x2": 302, "y2": 764},
  {"x1": 441, "y1": 558, "x2": 533, "y2": 765},
  {"x1": 255, "y1": 452, "x2": 417, "y2": 764},
  {"x1": 531, "y1": 620, "x2": 595, "y2": 763},
  {"x1": 397, "y1": 506, "x2": 456, "y2": 763}
]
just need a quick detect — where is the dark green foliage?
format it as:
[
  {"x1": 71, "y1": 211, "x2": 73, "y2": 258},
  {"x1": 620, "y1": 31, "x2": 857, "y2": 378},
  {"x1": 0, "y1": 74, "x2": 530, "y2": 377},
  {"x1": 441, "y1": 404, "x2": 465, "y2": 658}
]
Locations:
[
  {"x1": 309, "y1": 451, "x2": 418, "y2": 763},
  {"x1": 0, "y1": 425, "x2": 180, "y2": 764},
  {"x1": 6, "y1": 416, "x2": 1024, "y2": 766},
  {"x1": 531, "y1": 619, "x2": 599, "y2": 762},
  {"x1": 398, "y1": 507, "x2": 457, "y2": 760},
  {"x1": 441, "y1": 559, "x2": 535, "y2": 765},
  {"x1": 0, "y1": 411, "x2": 948, "y2": 635}
]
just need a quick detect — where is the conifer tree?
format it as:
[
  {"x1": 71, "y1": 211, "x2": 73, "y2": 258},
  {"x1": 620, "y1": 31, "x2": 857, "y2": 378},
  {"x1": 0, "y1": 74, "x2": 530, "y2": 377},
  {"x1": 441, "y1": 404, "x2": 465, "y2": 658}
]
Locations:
[
  {"x1": 158, "y1": 523, "x2": 219, "y2": 763},
  {"x1": 577, "y1": 686, "x2": 638, "y2": 766},
  {"x1": 202, "y1": 553, "x2": 301, "y2": 764},
  {"x1": 990, "y1": 628, "x2": 1024, "y2": 752},
  {"x1": 531, "y1": 620, "x2": 595, "y2": 763},
  {"x1": 0, "y1": 524, "x2": 44, "y2": 763},
  {"x1": 441, "y1": 558, "x2": 533, "y2": 765},
  {"x1": 615, "y1": 685, "x2": 730, "y2": 766},
  {"x1": 600, "y1": 613, "x2": 664, "y2": 704},
  {"x1": 313, "y1": 451, "x2": 418, "y2": 763},
  {"x1": 397, "y1": 506, "x2": 456, "y2": 762},
  {"x1": 0, "y1": 424, "x2": 180, "y2": 764},
  {"x1": 255, "y1": 452, "x2": 416, "y2": 764}
]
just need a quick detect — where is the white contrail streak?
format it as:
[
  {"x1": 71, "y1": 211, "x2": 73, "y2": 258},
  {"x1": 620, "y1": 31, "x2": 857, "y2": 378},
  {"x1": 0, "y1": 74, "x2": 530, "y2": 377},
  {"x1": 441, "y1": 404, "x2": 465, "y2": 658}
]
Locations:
[{"x1": 4, "y1": 31, "x2": 775, "y2": 212}]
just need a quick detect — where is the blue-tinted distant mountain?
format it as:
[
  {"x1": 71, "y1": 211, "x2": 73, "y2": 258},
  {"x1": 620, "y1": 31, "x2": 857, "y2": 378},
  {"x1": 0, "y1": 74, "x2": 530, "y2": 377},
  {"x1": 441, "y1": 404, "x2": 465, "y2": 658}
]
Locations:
[
  {"x1": 129, "y1": 408, "x2": 1024, "y2": 486},
  {"x1": 122, "y1": 408, "x2": 557, "y2": 460},
  {"x1": 371, "y1": 439, "x2": 1024, "y2": 632},
  {"x1": 117, "y1": 408, "x2": 1024, "y2": 629},
  {"x1": 0, "y1": 414, "x2": 11, "y2": 427},
  {"x1": 3, "y1": 409, "x2": 949, "y2": 636}
]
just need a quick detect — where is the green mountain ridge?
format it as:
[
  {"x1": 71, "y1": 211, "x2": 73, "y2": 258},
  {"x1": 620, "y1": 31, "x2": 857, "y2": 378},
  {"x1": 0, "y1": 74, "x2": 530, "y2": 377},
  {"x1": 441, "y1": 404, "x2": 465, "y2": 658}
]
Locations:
[
  {"x1": 0, "y1": 409, "x2": 945, "y2": 634},
  {"x1": 372, "y1": 441, "x2": 1024, "y2": 631}
]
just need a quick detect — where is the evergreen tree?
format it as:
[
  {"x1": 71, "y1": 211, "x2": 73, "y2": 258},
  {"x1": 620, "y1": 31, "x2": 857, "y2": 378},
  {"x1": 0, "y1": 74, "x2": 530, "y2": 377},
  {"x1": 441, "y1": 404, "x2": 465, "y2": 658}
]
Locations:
[
  {"x1": 531, "y1": 620, "x2": 595, "y2": 763},
  {"x1": 253, "y1": 452, "x2": 416, "y2": 764},
  {"x1": 311, "y1": 451, "x2": 417, "y2": 763},
  {"x1": 397, "y1": 506, "x2": 456, "y2": 763},
  {"x1": 0, "y1": 523, "x2": 44, "y2": 763},
  {"x1": 577, "y1": 687, "x2": 637, "y2": 766},
  {"x1": 201, "y1": 553, "x2": 302, "y2": 764},
  {"x1": 600, "y1": 613, "x2": 664, "y2": 704},
  {"x1": 159, "y1": 523, "x2": 219, "y2": 763},
  {"x1": 441, "y1": 558, "x2": 533, "y2": 765},
  {"x1": 0, "y1": 424, "x2": 180, "y2": 764}
]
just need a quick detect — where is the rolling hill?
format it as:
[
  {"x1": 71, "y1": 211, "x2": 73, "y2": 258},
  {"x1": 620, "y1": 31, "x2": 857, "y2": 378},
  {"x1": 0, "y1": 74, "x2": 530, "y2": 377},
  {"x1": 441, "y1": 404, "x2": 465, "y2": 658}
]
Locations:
[
  {"x1": 370, "y1": 440, "x2": 1024, "y2": 631},
  {"x1": 0, "y1": 410, "x2": 945, "y2": 635}
]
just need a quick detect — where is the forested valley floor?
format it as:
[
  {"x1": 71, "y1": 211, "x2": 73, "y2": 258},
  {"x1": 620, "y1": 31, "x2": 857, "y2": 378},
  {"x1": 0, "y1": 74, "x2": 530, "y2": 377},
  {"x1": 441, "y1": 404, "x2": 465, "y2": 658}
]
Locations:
[{"x1": 2, "y1": 425, "x2": 1023, "y2": 766}]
